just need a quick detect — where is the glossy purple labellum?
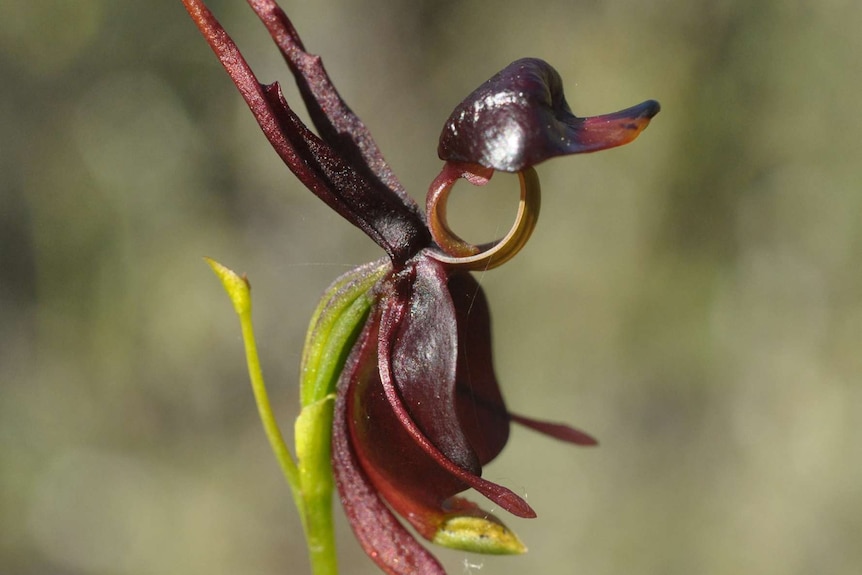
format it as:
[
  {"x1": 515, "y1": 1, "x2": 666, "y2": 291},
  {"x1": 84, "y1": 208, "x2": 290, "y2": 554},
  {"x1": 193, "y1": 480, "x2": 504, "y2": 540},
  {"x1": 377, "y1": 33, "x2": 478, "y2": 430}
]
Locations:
[
  {"x1": 439, "y1": 58, "x2": 661, "y2": 172},
  {"x1": 181, "y1": 1, "x2": 657, "y2": 573}
]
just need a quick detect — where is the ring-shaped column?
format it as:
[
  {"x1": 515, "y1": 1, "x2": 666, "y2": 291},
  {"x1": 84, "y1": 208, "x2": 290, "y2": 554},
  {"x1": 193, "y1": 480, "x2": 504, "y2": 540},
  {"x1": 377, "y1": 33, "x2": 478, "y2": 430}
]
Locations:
[{"x1": 426, "y1": 164, "x2": 541, "y2": 271}]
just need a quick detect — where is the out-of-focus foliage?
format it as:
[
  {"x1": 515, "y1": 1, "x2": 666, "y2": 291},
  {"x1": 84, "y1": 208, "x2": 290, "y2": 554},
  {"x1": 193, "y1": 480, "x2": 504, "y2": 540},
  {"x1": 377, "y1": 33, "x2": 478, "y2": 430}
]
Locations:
[{"x1": 2, "y1": 0, "x2": 860, "y2": 574}]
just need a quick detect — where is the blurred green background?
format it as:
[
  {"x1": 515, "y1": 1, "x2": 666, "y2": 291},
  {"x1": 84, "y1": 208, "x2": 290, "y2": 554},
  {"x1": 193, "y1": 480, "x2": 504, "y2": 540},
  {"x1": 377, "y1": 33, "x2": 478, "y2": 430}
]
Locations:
[{"x1": 2, "y1": 0, "x2": 860, "y2": 573}]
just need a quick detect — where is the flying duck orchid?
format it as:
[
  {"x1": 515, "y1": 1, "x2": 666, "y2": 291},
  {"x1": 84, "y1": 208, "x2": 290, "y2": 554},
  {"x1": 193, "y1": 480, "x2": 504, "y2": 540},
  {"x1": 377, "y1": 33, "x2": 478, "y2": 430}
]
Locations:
[{"x1": 184, "y1": 1, "x2": 659, "y2": 573}]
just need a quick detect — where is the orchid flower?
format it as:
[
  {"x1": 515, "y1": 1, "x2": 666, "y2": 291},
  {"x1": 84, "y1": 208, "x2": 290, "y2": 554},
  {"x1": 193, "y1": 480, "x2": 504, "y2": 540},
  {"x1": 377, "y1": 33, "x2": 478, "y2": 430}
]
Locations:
[{"x1": 184, "y1": 1, "x2": 659, "y2": 574}]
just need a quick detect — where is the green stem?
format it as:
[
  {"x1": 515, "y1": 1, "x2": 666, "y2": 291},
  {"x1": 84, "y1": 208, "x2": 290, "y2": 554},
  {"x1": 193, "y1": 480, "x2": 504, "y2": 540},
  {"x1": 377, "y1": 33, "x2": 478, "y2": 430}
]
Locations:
[
  {"x1": 296, "y1": 395, "x2": 338, "y2": 575},
  {"x1": 207, "y1": 258, "x2": 339, "y2": 575},
  {"x1": 295, "y1": 395, "x2": 338, "y2": 575},
  {"x1": 304, "y1": 489, "x2": 337, "y2": 573}
]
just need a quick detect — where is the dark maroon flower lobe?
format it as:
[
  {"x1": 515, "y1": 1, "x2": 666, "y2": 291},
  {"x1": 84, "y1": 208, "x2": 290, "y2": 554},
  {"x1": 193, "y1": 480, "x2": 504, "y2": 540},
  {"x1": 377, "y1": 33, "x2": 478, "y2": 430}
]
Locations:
[
  {"x1": 333, "y1": 306, "x2": 449, "y2": 575},
  {"x1": 438, "y1": 58, "x2": 660, "y2": 172},
  {"x1": 334, "y1": 253, "x2": 599, "y2": 572},
  {"x1": 333, "y1": 255, "x2": 534, "y2": 573},
  {"x1": 374, "y1": 258, "x2": 537, "y2": 520}
]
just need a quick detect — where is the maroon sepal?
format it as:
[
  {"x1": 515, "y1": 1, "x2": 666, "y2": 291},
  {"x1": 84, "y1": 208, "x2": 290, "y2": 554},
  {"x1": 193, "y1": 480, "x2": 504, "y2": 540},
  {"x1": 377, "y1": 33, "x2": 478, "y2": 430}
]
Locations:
[{"x1": 181, "y1": 0, "x2": 429, "y2": 265}]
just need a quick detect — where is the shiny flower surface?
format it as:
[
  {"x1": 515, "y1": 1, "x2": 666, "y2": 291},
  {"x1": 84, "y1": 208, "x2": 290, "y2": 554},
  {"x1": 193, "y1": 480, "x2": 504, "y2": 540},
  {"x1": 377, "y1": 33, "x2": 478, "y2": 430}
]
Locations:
[{"x1": 182, "y1": 1, "x2": 658, "y2": 573}]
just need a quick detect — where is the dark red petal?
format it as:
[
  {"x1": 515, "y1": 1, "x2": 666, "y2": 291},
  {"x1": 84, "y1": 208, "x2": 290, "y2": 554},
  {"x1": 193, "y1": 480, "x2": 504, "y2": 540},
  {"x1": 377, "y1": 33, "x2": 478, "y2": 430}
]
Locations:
[
  {"x1": 180, "y1": 0, "x2": 429, "y2": 264},
  {"x1": 245, "y1": 0, "x2": 416, "y2": 209},
  {"x1": 509, "y1": 412, "x2": 598, "y2": 446},
  {"x1": 376, "y1": 263, "x2": 536, "y2": 519},
  {"x1": 333, "y1": 310, "x2": 446, "y2": 575},
  {"x1": 345, "y1": 278, "x2": 528, "y2": 545},
  {"x1": 449, "y1": 272, "x2": 511, "y2": 465},
  {"x1": 347, "y1": 315, "x2": 469, "y2": 539},
  {"x1": 438, "y1": 58, "x2": 660, "y2": 172},
  {"x1": 388, "y1": 257, "x2": 480, "y2": 475}
]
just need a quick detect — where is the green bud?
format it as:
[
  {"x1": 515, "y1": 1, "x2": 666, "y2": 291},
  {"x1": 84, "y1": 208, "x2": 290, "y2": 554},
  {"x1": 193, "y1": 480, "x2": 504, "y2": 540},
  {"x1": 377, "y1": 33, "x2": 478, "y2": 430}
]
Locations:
[{"x1": 433, "y1": 515, "x2": 527, "y2": 555}]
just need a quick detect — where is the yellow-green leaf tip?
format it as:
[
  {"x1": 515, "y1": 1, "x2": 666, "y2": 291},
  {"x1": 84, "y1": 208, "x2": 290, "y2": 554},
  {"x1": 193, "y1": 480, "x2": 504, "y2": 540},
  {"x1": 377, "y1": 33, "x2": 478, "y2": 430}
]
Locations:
[
  {"x1": 205, "y1": 257, "x2": 251, "y2": 316},
  {"x1": 433, "y1": 515, "x2": 527, "y2": 555}
]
